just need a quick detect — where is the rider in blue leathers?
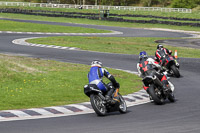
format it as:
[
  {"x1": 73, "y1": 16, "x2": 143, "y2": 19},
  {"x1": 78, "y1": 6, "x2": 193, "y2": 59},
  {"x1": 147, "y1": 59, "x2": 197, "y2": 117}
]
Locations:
[{"x1": 88, "y1": 60, "x2": 119, "y2": 102}]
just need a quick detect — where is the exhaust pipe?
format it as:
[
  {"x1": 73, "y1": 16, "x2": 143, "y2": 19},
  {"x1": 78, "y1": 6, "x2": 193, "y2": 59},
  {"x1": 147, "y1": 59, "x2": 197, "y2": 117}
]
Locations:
[{"x1": 153, "y1": 75, "x2": 163, "y2": 87}]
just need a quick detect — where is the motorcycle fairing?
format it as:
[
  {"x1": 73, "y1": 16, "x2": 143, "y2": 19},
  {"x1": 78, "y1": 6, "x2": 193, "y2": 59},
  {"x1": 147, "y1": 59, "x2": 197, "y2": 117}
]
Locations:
[{"x1": 84, "y1": 84, "x2": 102, "y2": 97}]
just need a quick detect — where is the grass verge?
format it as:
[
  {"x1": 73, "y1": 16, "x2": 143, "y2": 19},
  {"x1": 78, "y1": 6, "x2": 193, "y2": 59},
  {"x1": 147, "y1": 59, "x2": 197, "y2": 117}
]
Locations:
[
  {"x1": 0, "y1": 19, "x2": 110, "y2": 33},
  {"x1": 0, "y1": 13, "x2": 200, "y2": 31},
  {"x1": 0, "y1": 7, "x2": 199, "y2": 111},
  {"x1": 0, "y1": 54, "x2": 142, "y2": 110},
  {"x1": 0, "y1": 6, "x2": 200, "y2": 19},
  {"x1": 27, "y1": 36, "x2": 200, "y2": 58}
]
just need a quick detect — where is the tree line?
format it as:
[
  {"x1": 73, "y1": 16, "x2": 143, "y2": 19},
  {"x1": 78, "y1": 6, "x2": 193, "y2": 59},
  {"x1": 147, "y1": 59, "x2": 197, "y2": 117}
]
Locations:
[{"x1": 24, "y1": 0, "x2": 200, "y2": 9}]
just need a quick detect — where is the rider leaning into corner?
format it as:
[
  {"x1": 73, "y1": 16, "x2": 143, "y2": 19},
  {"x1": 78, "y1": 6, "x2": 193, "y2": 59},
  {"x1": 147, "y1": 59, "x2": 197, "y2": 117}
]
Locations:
[
  {"x1": 137, "y1": 51, "x2": 170, "y2": 94},
  {"x1": 155, "y1": 44, "x2": 173, "y2": 65},
  {"x1": 155, "y1": 44, "x2": 180, "y2": 74},
  {"x1": 88, "y1": 60, "x2": 120, "y2": 103}
]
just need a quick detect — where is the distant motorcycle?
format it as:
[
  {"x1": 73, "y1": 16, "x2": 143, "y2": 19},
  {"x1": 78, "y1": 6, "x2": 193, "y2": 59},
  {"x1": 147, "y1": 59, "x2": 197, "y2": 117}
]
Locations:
[
  {"x1": 142, "y1": 71, "x2": 175, "y2": 105},
  {"x1": 84, "y1": 82, "x2": 127, "y2": 116},
  {"x1": 160, "y1": 53, "x2": 180, "y2": 78}
]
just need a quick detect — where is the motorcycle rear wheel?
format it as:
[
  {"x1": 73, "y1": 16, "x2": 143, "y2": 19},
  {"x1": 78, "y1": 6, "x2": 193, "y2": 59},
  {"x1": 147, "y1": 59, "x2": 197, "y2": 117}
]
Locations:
[
  {"x1": 171, "y1": 65, "x2": 180, "y2": 78},
  {"x1": 118, "y1": 94, "x2": 127, "y2": 114},
  {"x1": 149, "y1": 85, "x2": 165, "y2": 105},
  {"x1": 90, "y1": 94, "x2": 106, "y2": 116}
]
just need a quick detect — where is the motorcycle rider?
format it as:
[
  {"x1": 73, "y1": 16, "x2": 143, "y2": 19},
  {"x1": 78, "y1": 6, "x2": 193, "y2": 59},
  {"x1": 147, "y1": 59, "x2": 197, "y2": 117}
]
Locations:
[
  {"x1": 155, "y1": 44, "x2": 172, "y2": 65},
  {"x1": 137, "y1": 51, "x2": 169, "y2": 93},
  {"x1": 88, "y1": 60, "x2": 120, "y2": 103}
]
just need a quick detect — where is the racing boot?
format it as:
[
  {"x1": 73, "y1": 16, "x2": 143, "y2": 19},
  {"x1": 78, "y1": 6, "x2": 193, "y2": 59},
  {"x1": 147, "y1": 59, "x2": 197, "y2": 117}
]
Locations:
[
  {"x1": 105, "y1": 89, "x2": 114, "y2": 103},
  {"x1": 144, "y1": 86, "x2": 152, "y2": 101},
  {"x1": 163, "y1": 83, "x2": 170, "y2": 95},
  {"x1": 112, "y1": 88, "x2": 120, "y2": 104},
  {"x1": 161, "y1": 75, "x2": 169, "y2": 94}
]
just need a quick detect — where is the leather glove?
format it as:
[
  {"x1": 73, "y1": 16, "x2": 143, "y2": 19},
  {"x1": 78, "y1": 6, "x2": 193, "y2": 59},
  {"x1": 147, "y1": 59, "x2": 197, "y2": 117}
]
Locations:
[{"x1": 114, "y1": 82, "x2": 120, "y2": 89}]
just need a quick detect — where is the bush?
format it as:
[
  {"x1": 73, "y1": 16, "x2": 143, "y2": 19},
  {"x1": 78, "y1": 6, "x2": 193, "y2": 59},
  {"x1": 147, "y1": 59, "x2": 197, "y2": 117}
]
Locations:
[
  {"x1": 192, "y1": 5, "x2": 200, "y2": 12},
  {"x1": 171, "y1": 0, "x2": 199, "y2": 9}
]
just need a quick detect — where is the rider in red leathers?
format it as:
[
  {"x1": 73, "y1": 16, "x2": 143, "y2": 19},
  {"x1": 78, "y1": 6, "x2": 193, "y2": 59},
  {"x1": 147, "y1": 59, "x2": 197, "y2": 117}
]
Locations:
[
  {"x1": 155, "y1": 44, "x2": 172, "y2": 65},
  {"x1": 137, "y1": 51, "x2": 169, "y2": 94}
]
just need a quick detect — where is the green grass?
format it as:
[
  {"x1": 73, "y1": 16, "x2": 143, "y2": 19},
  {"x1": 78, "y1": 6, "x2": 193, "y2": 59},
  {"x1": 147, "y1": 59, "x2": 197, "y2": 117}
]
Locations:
[
  {"x1": 120, "y1": 10, "x2": 200, "y2": 19},
  {"x1": 5, "y1": 5, "x2": 198, "y2": 24},
  {"x1": 0, "y1": 54, "x2": 142, "y2": 110},
  {"x1": 0, "y1": 6, "x2": 199, "y2": 110},
  {"x1": 1, "y1": 13, "x2": 200, "y2": 31},
  {"x1": 0, "y1": 19, "x2": 110, "y2": 33},
  {"x1": 122, "y1": 16, "x2": 200, "y2": 24},
  {"x1": 27, "y1": 36, "x2": 200, "y2": 58},
  {"x1": 1, "y1": 6, "x2": 200, "y2": 19}
]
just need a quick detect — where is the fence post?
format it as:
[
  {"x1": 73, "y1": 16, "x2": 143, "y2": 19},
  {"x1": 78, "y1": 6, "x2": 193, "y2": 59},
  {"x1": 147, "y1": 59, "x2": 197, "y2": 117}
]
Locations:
[{"x1": 0, "y1": 2, "x2": 193, "y2": 13}]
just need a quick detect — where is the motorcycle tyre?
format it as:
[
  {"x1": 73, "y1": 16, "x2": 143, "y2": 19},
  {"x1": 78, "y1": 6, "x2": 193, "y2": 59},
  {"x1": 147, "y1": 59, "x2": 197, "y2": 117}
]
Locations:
[
  {"x1": 171, "y1": 65, "x2": 180, "y2": 78},
  {"x1": 168, "y1": 92, "x2": 175, "y2": 103},
  {"x1": 90, "y1": 94, "x2": 106, "y2": 116},
  {"x1": 148, "y1": 85, "x2": 165, "y2": 105},
  {"x1": 118, "y1": 94, "x2": 127, "y2": 114}
]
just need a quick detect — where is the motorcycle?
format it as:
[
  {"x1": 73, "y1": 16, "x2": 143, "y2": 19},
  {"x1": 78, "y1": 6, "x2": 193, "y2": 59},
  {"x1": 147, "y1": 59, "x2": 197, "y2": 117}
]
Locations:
[
  {"x1": 160, "y1": 53, "x2": 180, "y2": 78},
  {"x1": 84, "y1": 82, "x2": 127, "y2": 116},
  {"x1": 142, "y1": 71, "x2": 175, "y2": 105}
]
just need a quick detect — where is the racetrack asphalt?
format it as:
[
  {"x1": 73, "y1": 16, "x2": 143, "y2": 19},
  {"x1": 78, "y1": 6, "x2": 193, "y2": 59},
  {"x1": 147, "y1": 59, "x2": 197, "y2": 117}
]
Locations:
[{"x1": 0, "y1": 18, "x2": 200, "y2": 133}]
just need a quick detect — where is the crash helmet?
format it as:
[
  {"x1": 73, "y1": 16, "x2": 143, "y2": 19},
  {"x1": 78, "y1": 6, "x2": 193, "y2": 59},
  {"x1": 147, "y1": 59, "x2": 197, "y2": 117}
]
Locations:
[
  {"x1": 91, "y1": 60, "x2": 102, "y2": 67},
  {"x1": 139, "y1": 51, "x2": 148, "y2": 60},
  {"x1": 157, "y1": 44, "x2": 163, "y2": 50}
]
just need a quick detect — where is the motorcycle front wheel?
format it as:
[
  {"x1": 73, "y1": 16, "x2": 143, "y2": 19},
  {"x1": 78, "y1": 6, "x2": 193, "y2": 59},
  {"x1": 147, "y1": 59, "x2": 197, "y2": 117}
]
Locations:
[
  {"x1": 90, "y1": 94, "x2": 106, "y2": 116},
  {"x1": 118, "y1": 94, "x2": 127, "y2": 114},
  {"x1": 149, "y1": 85, "x2": 165, "y2": 105},
  {"x1": 168, "y1": 92, "x2": 175, "y2": 102},
  {"x1": 171, "y1": 65, "x2": 180, "y2": 78}
]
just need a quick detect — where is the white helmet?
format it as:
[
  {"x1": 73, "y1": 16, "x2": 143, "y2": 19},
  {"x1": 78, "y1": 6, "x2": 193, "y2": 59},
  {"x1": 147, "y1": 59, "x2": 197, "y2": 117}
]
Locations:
[
  {"x1": 157, "y1": 44, "x2": 163, "y2": 50},
  {"x1": 91, "y1": 60, "x2": 102, "y2": 67}
]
